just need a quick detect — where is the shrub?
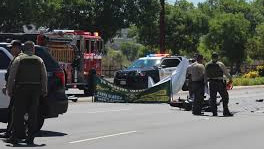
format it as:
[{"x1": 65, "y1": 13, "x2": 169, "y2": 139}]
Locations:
[
  {"x1": 242, "y1": 71, "x2": 259, "y2": 78},
  {"x1": 233, "y1": 77, "x2": 264, "y2": 86},
  {"x1": 257, "y1": 65, "x2": 264, "y2": 76}
]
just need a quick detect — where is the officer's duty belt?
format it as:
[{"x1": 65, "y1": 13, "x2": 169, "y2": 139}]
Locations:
[
  {"x1": 16, "y1": 82, "x2": 41, "y2": 85},
  {"x1": 208, "y1": 79, "x2": 223, "y2": 82},
  {"x1": 192, "y1": 80, "x2": 204, "y2": 83}
]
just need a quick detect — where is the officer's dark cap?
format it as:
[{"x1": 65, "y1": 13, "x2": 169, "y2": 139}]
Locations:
[
  {"x1": 196, "y1": 54, "x2": 203, "y2": 60},
  {"x1": 7, "y1": 40, "x2": 22, "y2": 48},
  {"x1": 23, "y1": 41, "x2": 35, "y2": 52},
  {"x1": 212, "y1": 52, "x2": 218, "y2": 59}
]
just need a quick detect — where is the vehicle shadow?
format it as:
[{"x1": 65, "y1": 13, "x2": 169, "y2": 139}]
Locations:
[
  {"x1": 36, "y1": 130, "x2": 68, "y2": 137},
  {"x1": 2, "y1": 130, "x2": 67, "y2": 147},
  {"x1": 5, "y1": 143, "x2": 46, "y2": 148}
]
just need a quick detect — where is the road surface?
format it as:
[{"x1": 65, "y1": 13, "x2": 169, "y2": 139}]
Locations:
[{"x1": 1, "y1": 86, "x2": 264, "y2": 148}]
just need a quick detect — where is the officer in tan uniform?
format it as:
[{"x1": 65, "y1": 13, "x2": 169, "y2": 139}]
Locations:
[
  {"x1": 188, "y1": 54, "x2": 205, "y2": 115},
  {"x1": 205, "y1": 52, "x2": 233, "y2": 117},
  {"x1": 1, "y1": 40, "x2": 22, "y2": 139},
  {"x1": 6, "y1": 41, "x2": 48, "y2": 144}
]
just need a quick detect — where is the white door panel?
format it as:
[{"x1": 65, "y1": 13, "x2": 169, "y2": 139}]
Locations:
[
  {"x1": 0, "y1": 48, "x2": 12, "y2": 109},
  {"x1": 0, "y1": 70, "x2": 9, "y2": 108}
]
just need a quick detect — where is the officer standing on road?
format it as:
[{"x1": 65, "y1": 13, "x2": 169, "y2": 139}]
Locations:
[
  {"x1": 6, "y1": 41, "x2": 48, "y2": 144},
  {"x1": 205, "y1": 52, "x2": 233, "y2": 117},
  {"x1": 1, "y1": 40, "x2": 22, "y2": 138},
  {"x1": 188, "y1": 54, "x2": 205, "y2": 115},
  {"x1": 186, "y1": 57, "x2": 197, "y2": 101}
]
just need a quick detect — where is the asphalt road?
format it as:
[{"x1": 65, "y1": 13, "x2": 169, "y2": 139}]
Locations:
[{"x1": 1, "y1": 86, "x2": 264, "y2": 148}]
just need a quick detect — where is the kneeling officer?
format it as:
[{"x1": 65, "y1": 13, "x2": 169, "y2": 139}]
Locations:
[{"x1": 7, "y1": 41, "x2": 47, "y2": 144}]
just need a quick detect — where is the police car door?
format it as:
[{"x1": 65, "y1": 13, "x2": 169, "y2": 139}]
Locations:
[
  {"x1": 159, "y1": 58, "x2": 181, "y2": 80},
  {"x1": 0, "y1": 48, "x2": 13, "y2": 109}
]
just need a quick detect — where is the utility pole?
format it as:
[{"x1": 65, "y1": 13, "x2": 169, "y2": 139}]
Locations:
[{"x1": 160, "y1": 0, "x2": 165, "y2": 54}]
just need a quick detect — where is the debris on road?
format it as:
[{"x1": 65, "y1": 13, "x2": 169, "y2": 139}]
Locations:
[{"x1": 256, "y1": 99, "x2": 264, "y2": 102}]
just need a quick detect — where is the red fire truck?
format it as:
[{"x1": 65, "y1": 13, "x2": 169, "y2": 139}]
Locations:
[
  {"x1": 0, "y1": 30, "x2": 104, "y2": 95},
  {"x1": 42, "y1": 30, "x2": 104, "y2": 95}
]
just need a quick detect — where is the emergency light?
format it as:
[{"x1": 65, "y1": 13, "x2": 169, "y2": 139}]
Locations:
[
  {"x1": 147, "y1": 54, "x2": 170, "y2": 57},
  {"x1": 94, "y1": 32, "x2": 99, "y2": 36}
]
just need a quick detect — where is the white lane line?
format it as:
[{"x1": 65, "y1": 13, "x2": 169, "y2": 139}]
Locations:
[
  {"x1": 69, "y1": 131, "x2": 137, "y2": 144},
  {"x1": 70, "y1": 108, "x2": 130, "y2": 114}
]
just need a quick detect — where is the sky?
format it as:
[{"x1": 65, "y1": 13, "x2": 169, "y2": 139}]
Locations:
[
  {"x1": 168, "y1": 0, "x2": 253, "y2": 5},
  {"x1": 186, "y1": 0, "x2": 206, "y2": 5},
  {"x1": 167, "y1": 0, "x2": 207, "y2": 5}
]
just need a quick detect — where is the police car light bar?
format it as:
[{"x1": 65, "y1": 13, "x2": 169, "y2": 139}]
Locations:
[{"x1": 147, "y1": 54, "x2": 170, "y2": 57}]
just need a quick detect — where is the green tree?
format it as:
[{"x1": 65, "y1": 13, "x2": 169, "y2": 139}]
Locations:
[
  {"x1": 133, "y1": 0, "x2": 160, "y2": 48},
  {"x1": 203, "y1": 13, "x2": 250, "y2": 73},
  {"x1": 166, "y1": 1, "x2": 209, "y2": 56},
  {"x1": 0, "y1": 0, "x2": 145, "y2": 42},
  {"x1": 0, "y1": 0, "x2": 47, "y2": 32},
  {"x1": 246, "y1": 23, "x2": 264, "y2": 60},
  {"x1": 120, "y1": 42, "x2": 145, "y2": 61}
]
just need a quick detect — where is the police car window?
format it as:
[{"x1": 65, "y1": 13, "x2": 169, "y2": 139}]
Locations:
[
  {"x1": 161, "y1": 59, "x2": 180, "y2": 68},
  {"x1": 129, "y1": 59, "x2": 161, "y2": 68},
  {"x1": 0, "y1": 50, "x2": 10, "y2": 69}
]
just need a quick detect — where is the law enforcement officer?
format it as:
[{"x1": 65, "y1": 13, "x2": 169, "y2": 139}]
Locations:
[
  {"x1": 188, "y1": 54, "x2": 205, "y2": 115},
  {"x1": 6, "y1": 41, "x2": 48, "y2": 144},
  {"x1": 1, "y1": 40, "x2": 22, "y2": 138},
  {"x1": 186, "y1": 58, "x2": 197, "y2": 101},
  {"x1": 205, "y1": 52, "x2": 233, "y2": 117}
]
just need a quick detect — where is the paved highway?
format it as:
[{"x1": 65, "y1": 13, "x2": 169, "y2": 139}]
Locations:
[{"x1": 1, "y1": 86, "x2": 264, "y2": 148}]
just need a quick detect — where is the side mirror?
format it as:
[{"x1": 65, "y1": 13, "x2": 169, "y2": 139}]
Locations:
[{"x1": 160, "y1": 65, "x2": 166, "y2": 68}]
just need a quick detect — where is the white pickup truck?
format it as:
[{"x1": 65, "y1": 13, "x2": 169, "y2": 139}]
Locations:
[{"x1": 0, "y1": 47, "x2": 13, "y2": 121}]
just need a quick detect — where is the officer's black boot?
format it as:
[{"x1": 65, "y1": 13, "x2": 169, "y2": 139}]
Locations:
[
  {"x1": 4, "y1": 136, "x2": 21, "y2": 144},
  {"x1": 210, "y1": 99, "x2": 218, "y2": 116},
  {"x1": 25, "y1": 137, "x2": 34, "y2": 145},
  {"x1": 223, "y1": 100, "x2": 233, "y2": 116},
  {"x1": 223, "y1": 108, "x2": 233, "y2": 117},
  {"x1": 212, "y1": 111, "x2": 218, "y2": 116}
]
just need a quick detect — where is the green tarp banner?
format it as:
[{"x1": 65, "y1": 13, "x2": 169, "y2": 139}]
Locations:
[{"x1": 94, "y1": 76, "x2": 171, "y2": 103}]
